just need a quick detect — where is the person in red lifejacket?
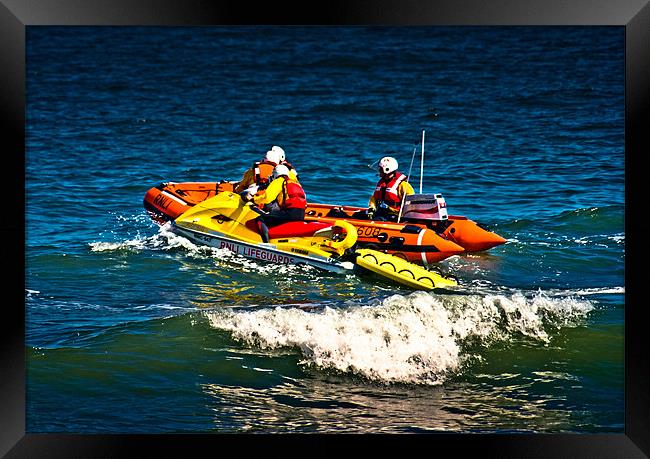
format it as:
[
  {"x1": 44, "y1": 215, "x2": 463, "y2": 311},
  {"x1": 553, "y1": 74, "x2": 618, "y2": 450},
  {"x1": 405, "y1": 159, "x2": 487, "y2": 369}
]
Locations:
[
  {"x1": 245, "y1": 164, "x2": 307, "y2": 242},
  {"x1": 367, "y1": 156, "x2": 414, "y2": 221},
  {"x1": 234, "y1": 146, "x2": 297, "y2": 194}
]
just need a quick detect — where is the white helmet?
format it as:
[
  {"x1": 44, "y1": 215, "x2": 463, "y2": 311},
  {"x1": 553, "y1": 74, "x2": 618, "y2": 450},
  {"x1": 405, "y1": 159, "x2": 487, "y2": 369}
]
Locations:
[
  {"x1": 378, "y1": 156, "x2": 398, "y2": 175},
  {"x1": 266, "y1": 145, "x2": 285, "y2": 164},
  {"x1": 272, "y1": 164, "x2": 290, "y2": 179},
  {"x1": 271, "y1": 145, "x2": 286, "y2": 162},
  {"x1": 265, "y1": 146, "x2": 283, "y2": 165}
]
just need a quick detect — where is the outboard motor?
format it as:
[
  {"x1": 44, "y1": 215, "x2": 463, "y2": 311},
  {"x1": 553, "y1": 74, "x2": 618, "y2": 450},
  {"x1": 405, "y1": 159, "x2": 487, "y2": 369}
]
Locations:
[{"x1": 401, "y1": 193, "x2": 448, "y2": 221}]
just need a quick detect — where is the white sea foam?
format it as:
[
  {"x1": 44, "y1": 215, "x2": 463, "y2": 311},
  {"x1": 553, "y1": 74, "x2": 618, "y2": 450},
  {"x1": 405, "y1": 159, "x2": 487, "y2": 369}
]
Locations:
[
  {"x1": 89, "y1": 224, "x2": 322, "y2": 276},
  {"x1": 571, "y1": 234, "x2": 624, "y2": 247},
  {"x1": 562, "y1": 287, "x2": 624, "y2": 296},
  {"x1": 89, "y1": 223, "x2": 212, "y2": 255},
  {"x1": 205, "y1": 290, "x2": 594, "y2": 385},
  {"x1": 608, "y1": 234, "x2": 625, "y2": 244},
  {"x1": 89, "y1": 238, "x2": 149, "y2": 252}
]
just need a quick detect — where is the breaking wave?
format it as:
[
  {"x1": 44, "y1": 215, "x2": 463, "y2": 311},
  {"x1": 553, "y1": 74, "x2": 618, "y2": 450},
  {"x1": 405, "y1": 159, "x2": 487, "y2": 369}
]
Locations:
[{"x1": 205, "y1": 290, "x2": 594, "y2": 385}]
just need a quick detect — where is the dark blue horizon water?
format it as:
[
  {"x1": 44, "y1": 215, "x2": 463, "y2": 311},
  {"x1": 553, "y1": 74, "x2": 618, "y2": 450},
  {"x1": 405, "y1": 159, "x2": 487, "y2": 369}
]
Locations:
[{"x1": 26, "y1": 26, "x2": 624, "y2": 433}]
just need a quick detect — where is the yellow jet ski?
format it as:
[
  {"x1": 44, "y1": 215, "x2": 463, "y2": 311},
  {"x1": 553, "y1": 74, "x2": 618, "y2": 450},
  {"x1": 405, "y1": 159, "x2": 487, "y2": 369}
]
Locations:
[{"x1": 171, "y1": 192, "x2": 457, "y2": 290}]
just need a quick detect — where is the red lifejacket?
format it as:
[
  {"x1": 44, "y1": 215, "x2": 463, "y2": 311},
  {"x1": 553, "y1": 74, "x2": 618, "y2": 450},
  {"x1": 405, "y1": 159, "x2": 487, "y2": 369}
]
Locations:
[
  {"x1": 253, "y1": 161, "x2": 276, "y2": 188},
  {"x1": 282, "y1": 178, "x2": 307, "y2": 210},
  {"x1": 373, "y1": 172, "x2": 408, "y2": 212}
]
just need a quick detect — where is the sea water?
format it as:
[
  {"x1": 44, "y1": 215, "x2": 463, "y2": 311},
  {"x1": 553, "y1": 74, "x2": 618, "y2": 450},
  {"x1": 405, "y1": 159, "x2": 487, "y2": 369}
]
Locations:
[{"x1": 26, "y1": 26, "x2": 624, "y2": 433}]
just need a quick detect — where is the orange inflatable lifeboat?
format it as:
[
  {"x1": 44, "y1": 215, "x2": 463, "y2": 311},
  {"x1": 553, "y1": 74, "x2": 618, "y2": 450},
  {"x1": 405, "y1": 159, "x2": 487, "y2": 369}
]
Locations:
[
  {"x1": 143, "y1": 182, "x2": 505, "y2": 261},
  {"x1": 143, "y1": 182, "x2": 465, "y2": 264},
  {"x1": 304, "y1": 202, "x2": 507, "y2": 253},
  {"x1": 143, "y1": 182, "x2": 223, "y2": 225}
]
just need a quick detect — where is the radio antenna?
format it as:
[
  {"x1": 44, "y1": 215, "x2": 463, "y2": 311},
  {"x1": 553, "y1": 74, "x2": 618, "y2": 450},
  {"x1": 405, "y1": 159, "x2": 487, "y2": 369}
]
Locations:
[
  {"x1": 406, "y1": 145, "x2": 417, "y2": 182},
  {"x1": 366, "y1": 158, "x2": 380, "y2": 170},
  {"x1": 419, "y1": 130, "x2": 425, "y2": 194}
]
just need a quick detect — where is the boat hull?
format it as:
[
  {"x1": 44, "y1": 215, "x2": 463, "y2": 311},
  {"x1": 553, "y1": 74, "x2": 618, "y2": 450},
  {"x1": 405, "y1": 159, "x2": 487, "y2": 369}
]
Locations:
[
  {"x1": 143, "y1": 182, "x2": 221, "y2": 225},
  {"x1": 305, "y1": 203, "x2": 507, "y2": 253},
  {"x1": 171, "y1": 222, "x2": 354, "y2": 274}
]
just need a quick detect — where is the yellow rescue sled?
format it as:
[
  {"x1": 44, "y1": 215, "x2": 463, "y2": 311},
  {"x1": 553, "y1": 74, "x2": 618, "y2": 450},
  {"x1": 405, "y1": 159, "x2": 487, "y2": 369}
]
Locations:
[{"x1": 354, "y1": 248, "x2": 458, "y2": 290}]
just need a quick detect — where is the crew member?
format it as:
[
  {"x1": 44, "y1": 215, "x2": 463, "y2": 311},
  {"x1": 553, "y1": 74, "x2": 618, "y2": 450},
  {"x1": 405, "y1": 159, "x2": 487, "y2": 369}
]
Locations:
[
  {"x1": 234, "y1": 145, "x2": 296, "y2": 193},
  {"x1": 246, "y1": 164, "x2": 307, "y2": 242},
  {"x1": 367, "y1": 156, "x2": 415, "y2": 221}
]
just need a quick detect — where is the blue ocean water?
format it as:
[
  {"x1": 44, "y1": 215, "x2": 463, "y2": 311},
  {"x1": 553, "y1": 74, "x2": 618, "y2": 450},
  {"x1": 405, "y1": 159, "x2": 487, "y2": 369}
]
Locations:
[{"x1": 26, "y1": 26, "x2": 624, "y2": 433}]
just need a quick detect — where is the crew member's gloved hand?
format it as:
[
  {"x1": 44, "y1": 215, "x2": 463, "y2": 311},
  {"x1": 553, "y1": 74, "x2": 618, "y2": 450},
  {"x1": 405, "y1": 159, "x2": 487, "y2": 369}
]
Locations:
[{"x1": 366, "y1": 207, "x2": 375, "y2": 220}]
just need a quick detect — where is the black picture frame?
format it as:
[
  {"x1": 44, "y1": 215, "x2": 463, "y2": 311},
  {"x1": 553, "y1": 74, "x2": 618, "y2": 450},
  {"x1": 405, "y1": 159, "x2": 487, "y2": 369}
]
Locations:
[{"x1": 4, "y1": 0, "x2": 648, "y2": 456}]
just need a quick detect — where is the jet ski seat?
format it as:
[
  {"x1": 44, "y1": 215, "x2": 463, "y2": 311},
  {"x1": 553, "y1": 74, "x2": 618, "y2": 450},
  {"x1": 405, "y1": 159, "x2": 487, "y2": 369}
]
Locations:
[
  {"x1": 244, "y1": 219, "x2": 332, "y2": 239},
  {"x1": 269, "y1": 221, "x2": 332, "y2": 239}
]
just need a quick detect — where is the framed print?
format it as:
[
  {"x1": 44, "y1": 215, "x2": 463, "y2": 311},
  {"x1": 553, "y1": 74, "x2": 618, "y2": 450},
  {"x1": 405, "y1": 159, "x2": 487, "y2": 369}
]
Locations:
[{"x1": 4, "y1": 0, "x2": 649, "y2": 456}]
